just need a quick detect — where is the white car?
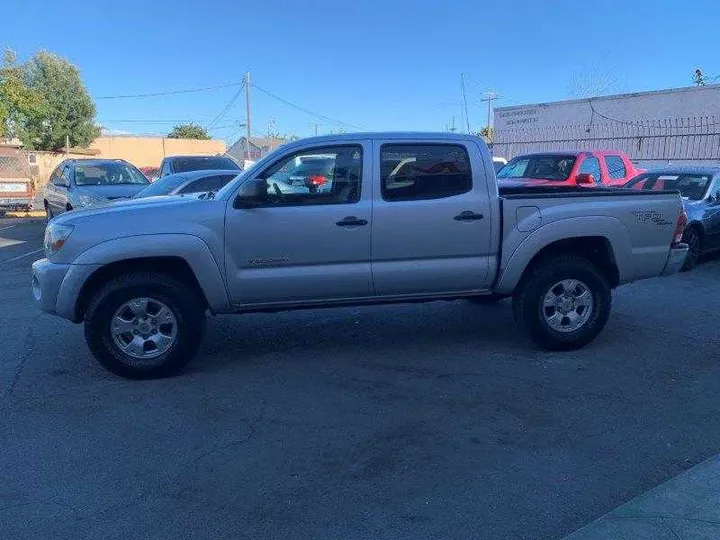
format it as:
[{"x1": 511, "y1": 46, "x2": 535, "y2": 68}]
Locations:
[{"x1": 492, "y1": 156, "x2": 508, "y2": 173}]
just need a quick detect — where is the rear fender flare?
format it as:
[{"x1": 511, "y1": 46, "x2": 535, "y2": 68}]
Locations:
[{"x1": 495, "y1": 216, "x2": 631, "y2": 295}]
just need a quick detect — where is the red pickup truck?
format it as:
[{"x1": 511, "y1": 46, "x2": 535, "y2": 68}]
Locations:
[{"x1": 497, "y1": 150, "x2": 641, "y2": 187}]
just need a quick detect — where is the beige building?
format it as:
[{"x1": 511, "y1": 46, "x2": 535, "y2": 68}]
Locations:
[{"x1": 23, "y1": 135, "x2": 228, "y2": 183}]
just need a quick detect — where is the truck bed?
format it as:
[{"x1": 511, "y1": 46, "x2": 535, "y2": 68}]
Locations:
[{"x1": 495, "y1": 185, "x2": 684, "y2": 293}]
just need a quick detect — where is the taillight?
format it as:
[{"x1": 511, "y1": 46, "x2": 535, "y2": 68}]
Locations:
[
  {"x1": 308, "y1": 175, "x2": 326, "y2": 187},
  {"x1": 673, "y1": 210, "x2": 687, "y2": 245}
]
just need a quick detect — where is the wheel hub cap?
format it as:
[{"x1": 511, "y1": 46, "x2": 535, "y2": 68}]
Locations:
[
  {"x1": 542, "y1": 279, "x2": 594, "y2": 333},
  {"x1": 111, "y1": 298, "x2": 177, "y2": 361}
]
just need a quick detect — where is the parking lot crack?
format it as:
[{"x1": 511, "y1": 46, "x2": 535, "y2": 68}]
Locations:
[
  {"x1": 1, "y1": 313, "x2": 39, "y2": 404},
  {"x1": 191, "y1": 413, "x2": 263, "y2": 468}
]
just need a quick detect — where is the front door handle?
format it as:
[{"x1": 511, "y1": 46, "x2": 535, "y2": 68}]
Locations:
[
  {"x1": 336, "y1": 216, "x2": 368, "y2": 227},
  {"x1": 454, "y1": 210, "x2": 484, "y2": 221}
]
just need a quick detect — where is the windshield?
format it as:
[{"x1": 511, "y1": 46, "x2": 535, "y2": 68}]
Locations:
[
  {"x1": 75, "y1": 162, "x2": 149, "y2": 186},
  {"x1": 625, "y1": 173, "x2": 712, "y2": 200},
  {"x1": 133, "y1": 174, "x2": 188, "y2": 197},
  {"x1": 172, "y1": 156, "x2": 240, "y2": 173},
  {"x1": 497, "y1": 155, "x2": 577, "y2": 181}
]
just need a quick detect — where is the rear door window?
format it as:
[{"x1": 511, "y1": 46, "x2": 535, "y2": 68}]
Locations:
[
  {"x1": 380, "y1": 144, "x2": 472, "y2": 201},
  {"x1": 579, "y1": 156, "x2": 602, "y2": 183},
  {"x1": 604, "y1": 156, "x2": 627, "y2": 180}
]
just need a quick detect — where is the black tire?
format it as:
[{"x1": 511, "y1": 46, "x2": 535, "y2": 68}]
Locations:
[
  {"x1": 84, "y1": 272, "x2": 206, "y2": 379},
  {"x1": 512, "y1": 255, "x2": 611, "y2": 351},
  {"x1": 680, "y1": 227, "x2": 701, "y2": 272},
  {"x1": 467, "y1": 294, "x2": 506, "y2": 305}
]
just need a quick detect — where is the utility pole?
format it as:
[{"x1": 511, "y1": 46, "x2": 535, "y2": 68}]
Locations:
[
  {"x1": 481, "y1": 92, "x2": 499, "y2": 134},
  {"x1": 65, "y1": 135, "x2": 70, "y2": 155},
  {"x1": 313, "y1": 123, "x2": 318, "y2": 136},
  {"x1": 461, "y1": 73, "x2": 470, "y2": 133},
  {"x1": 244, "y1": 71, "x2": 252, "y2": 161},
  {"x1": 446, "y1": 116, "x2": 457, "y2": 132}
]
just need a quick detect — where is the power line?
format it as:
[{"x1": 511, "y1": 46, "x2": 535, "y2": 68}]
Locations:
[
  {"x1": 251, "y1": 82, "x2": 363, "y2": 130},
  {"x1": 98, "y1": 119, "x2": 207, "y2": 124},
  {"x1": 206, "y1": 86, "x2": 244, "y2": 129},
  {"x1": 95, "y1": 82, "x2": 242, "y2": 100}
]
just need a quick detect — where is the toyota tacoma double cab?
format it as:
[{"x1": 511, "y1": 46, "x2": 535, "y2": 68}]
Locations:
[{"x1": 32, "y1": 133, "x2": 688, "y2": 379}]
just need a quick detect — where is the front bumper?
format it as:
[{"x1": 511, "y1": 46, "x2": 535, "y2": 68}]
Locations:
[
  {"x1": 31, "y1": 259, "x2": 100, "y2": 321},
  {"x1": 661, "y1": 244, "x2": 689, "y2": 276}
]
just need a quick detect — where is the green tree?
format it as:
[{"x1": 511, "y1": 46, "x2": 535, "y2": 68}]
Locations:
[
  {"x1": 0, "y1": 49, "x2": 45, "y2": 140},
  {"x1": 21, "y1": 51, "x2": 100, "y2": 150},
  {"x1": 167, "y1": 123, "x2": 210, "y2": 139}
]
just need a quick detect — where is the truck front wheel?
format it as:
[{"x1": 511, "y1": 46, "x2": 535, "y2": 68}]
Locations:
[
  {"x1": 84, "y1": 272, "x2": 206, "y2": 379},
  {"x1": 512, "y1": 255, "x2": 611, "y2": 351}
]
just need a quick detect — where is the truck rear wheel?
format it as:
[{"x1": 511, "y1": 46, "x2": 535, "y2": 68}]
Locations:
[
  {"x1": 84, "y1": 272, "x2": 206, "y2": 379},
  {"x1": 512, "y1": 255, "x2": 611, "y2": 351}
]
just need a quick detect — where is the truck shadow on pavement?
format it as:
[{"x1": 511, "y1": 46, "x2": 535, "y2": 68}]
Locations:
[{"x1": 196, "y1": 299, "x2": 545, "y2": 374}]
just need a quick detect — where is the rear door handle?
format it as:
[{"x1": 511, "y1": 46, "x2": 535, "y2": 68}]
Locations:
[
  {"x1": 454, "y1": 211, "x2": 484, "y2": 221},
  {"x1": 336, "y1": 216, "x2": 368, "y2": 227}
]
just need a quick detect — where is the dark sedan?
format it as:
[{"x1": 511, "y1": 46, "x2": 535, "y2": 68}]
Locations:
[
  {"x1": 134, "y1": 169, "x2": 239, "y2": 199},
  {"x1": 624, "y1": 167, "x2": 720, "y2": 270},
  {"x1": 158, "y1": 155, "x2": 241, "y2": 178}
]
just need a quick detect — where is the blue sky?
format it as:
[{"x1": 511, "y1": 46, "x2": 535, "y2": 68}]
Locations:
[{"x1": 5, "y1": 0, "x2": 720, "y2": 142}]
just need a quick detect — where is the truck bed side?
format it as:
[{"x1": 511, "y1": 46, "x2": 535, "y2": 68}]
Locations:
[{"x1": 494, "y1": 187, "x2": 683, "y2": 295}]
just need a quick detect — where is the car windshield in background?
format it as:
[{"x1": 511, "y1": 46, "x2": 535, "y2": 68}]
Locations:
[
  {"x1": 625, "y1": 173, "x2": 711, "y2": 200},
  {"x1": 75, "y1": 162, "x2": 149, "y2": 186},
  {"x1": 291, "y1": 159, "x2": 335, "y2": 176},
  {"x1": 173, "y1": 157, "x2": 240, "y2": 173},
  {"x1": 134, "y1": 175, "x2": 188, "y2": 197},
  {"x1": 497, "y1": 155, "x2": 577, "y2": 181}
]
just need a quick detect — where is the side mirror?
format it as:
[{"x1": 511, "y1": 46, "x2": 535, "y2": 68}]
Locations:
[
  {"x1": 576, "y1": 173, "x2": 595, "y2": 185},
  {"x1": 233, "y1": 179, "x2": 268, "y2": 209}
]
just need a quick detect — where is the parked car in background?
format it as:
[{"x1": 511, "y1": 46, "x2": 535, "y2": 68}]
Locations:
[
  {"x1": 158, "y1": 155, "x2": 241, "y2": 178},
  {"x1": 32, "y1": 132, "x2": 687, "y2": 379},
  {"x1": 492, "y1": 156, "x2": 507, "y2": 173},
  {"x1": 624, "y1": 167, "x2": 720, "y2": 271},
  {"x1": 498, "y1": 150, "x2": 640, "y2": 187},
  {"x1": 0, "y1": 146, "x2": 35, "y2": 212},
  {"x1": 43, "y1": 159, "x2": 150, "y2": 219},
  {"x1": 133, "y1": 170, "x2": 240, "y2": 199}
]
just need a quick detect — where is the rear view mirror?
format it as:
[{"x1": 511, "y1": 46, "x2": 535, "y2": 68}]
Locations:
[
  {"x1": 233, "y1": 179, "x2": 268, "y2": 208},
  {"x1": 576, "y1": 173, "x2": 595, "y2": 185}
]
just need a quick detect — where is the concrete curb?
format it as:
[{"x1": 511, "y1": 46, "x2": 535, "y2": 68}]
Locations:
[{"x1": 563, "y1": 454, "x2": 720, "y2": 539}]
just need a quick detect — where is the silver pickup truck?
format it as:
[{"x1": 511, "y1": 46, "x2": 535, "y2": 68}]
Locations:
[{"x1": 32, "y1": 133, "x2": 688, "y2": 379}]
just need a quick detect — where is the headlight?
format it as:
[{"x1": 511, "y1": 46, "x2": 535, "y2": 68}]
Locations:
[
  {"x1": 77, "y1": 194, "x2": 103, "y2": 207},
  {"x1": 44, "y1": 224, "x2": 74, "y2": 258}
]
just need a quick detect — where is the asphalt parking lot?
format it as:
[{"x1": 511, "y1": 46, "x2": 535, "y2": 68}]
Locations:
[{"x1": 2, "y1": 218, "x2": 720, "y2": 540}]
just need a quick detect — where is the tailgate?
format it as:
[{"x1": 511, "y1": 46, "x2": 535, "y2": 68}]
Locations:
[{"x1": 0, "y1": 179, "x2": 34, "y2": 204}]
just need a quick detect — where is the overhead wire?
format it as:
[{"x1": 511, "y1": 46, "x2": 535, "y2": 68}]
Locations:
[
  {"x1": 206, "y1": 86, "x2": 244, "y2": 130},
  {"x1": 95, "y1": 82, "x2": 242, "y2": 99},
  {"x1": 251, "y1": 83, "x2": 363, "y2": 130}
]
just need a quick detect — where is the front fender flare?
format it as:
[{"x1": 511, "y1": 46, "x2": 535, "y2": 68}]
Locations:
[{"x1": 69, "y1": 233, "x2": 230, "y2": 311}]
